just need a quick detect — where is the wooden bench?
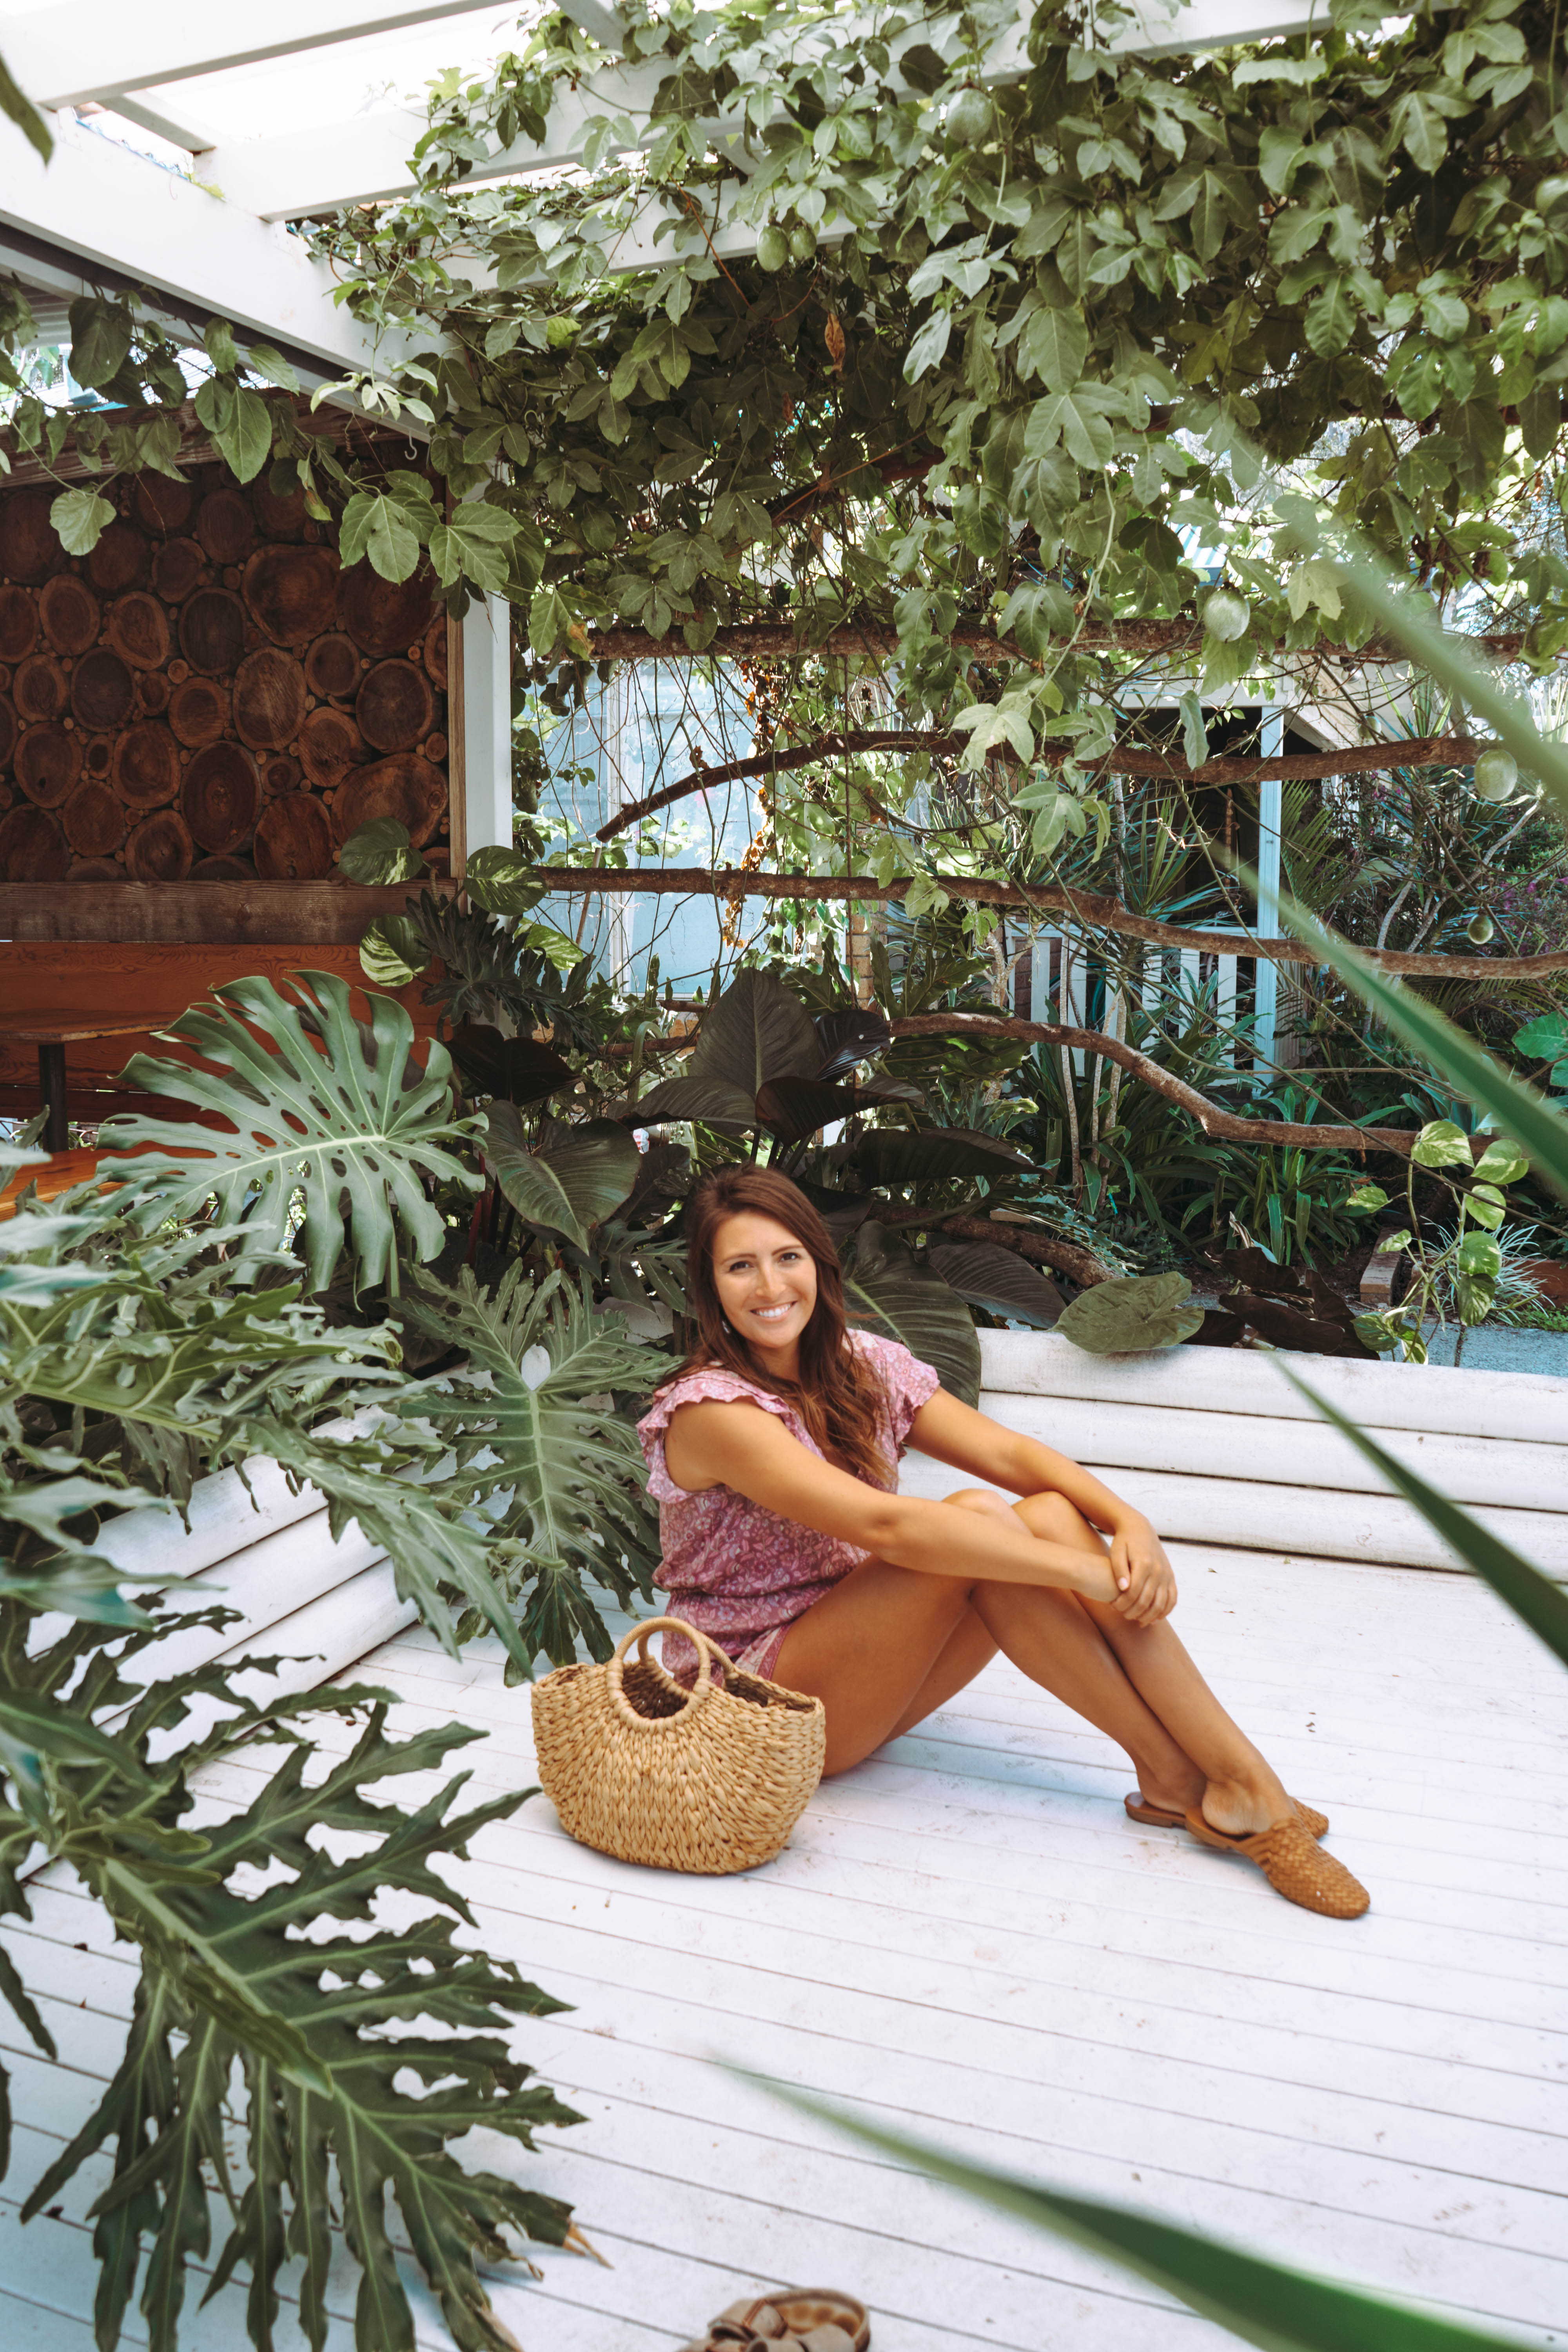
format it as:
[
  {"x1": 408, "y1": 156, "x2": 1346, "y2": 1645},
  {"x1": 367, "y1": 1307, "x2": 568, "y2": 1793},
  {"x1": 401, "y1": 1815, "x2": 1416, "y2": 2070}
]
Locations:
[{"x1": 900, "y1": 1332, "x2": 1568, "y2": 1581}]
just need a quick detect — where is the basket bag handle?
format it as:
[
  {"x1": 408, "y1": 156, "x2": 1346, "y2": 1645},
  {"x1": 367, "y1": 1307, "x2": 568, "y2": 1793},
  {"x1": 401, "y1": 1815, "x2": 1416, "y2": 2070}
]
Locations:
[{"x1": 607, "y1": 1615, "x2": 726, "y2": 1731}]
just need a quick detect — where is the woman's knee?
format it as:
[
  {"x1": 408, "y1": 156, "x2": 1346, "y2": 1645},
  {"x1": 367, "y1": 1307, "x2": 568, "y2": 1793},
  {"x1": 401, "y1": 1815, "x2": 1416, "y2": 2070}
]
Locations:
[
  {"x1": 945, "y1": 1486, "x2": 1015, "y2": 1520},
  {"x1": 1013, "y1": 1490, "x2": 1106, "y2": 1551}
]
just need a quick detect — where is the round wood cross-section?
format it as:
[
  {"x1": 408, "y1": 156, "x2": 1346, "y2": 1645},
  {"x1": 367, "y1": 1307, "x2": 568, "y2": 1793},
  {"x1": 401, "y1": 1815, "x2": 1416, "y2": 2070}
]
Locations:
[
  {"x1": 179, "y1": 588, "x2": 246, "y2": 675},
  {"x1": 71, "y1": 647, "x2": 135, "y2": 732},
  {"x1": 304, "y1": 632, "x2": 361, "y2": 701},
  {"x1": 252, "y1": 473, "x2": 307, "y2": 541},
  {"x1": 0, "y1": 486, "x2": 65, "y2": 584},
  {"x1": 15, "y1": 653, "x2": 67, "y2": 724},
  {"x1": 0, "y1": 804, "x2": 68, "y2": 880},
  {"x1": 234, "y1": 646, "x2": 307, "y2": 751},
  {"x1": 152, "y1": 537, "x2": 203, "y2": 604},
  {"x1": 39, "y1": 574, "x2": 100, "y2": 656},
  {"x1": 298, "y1": 704, "x2": 363, "y2": 789},
  {"x1": 0, "y1": 585, "x2": 38, "y2": 662},
  {"x1": 169, "y1": 674, "x2": 230, "y2": 748},
  {"x1": 195, "y1": 487, "x2": 256, "y2": 566},
  {"x1": 125, "y1": 808, "x2": 194, "y2": 880},
  {"x1": 358, "y1": 659, "x2": 435, "y2": 753},
  {"x1": 332, "y1": 752, "x2": 446, "y2": 847},
  {"x1": 262, "y1": 753, "x2": 299, "y2": 796},
  {"x1": 135, "y1": 670, "x2": 171, "y2": 717},
  {"x1": 191, "y1": 853, "x2": 255, "y2": 880},
  {"x1": 254, "y1": 793, "x2": 333, "y2": 879},
  {"x1": 336, "y1": 558, "x2": 434, "y2": 657},
  {"x1": 243, "y1": 544, "x2": 339, "y2": 646},
  {"x1": 422, "y1": 615, "x2": 448, "y2": 689},
  {"x1": 62, "y1": 779, "x2": 126, "y2": 858},
  {"x1": 107, "y1": 591, "x2": 171, "y2": 671},
  {"x1": 182, "y1": 741, "x2": 259, "y2": 853},
  {"x1": 15, "y1": 723, "x2": 80, "y2": 806},
  {"x1": 131, "y1": 472, "x2": 196, "y2": 537},
  {"x1": 111, "y1": 720, "x2": 180, "y2": 809},
  {"x1": 69, "y1": 857, "x2": 122, "y2": 881},
  {"x1": 83, "y1": 737, "x2": 111, "y2": 777},
  {"x1": 86, "y1": 519, "x2": 149, "y2": 596},
  {"x1": 0, "y1": 693, "x2": 14, "y2": 769}
]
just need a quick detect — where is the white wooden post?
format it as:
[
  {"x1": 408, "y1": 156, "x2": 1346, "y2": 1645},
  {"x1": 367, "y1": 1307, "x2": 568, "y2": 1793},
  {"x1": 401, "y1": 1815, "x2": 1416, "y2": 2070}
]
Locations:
[
  {"x1": 1256, "y1": 705, "x2": 1283, "y2": 1067},
  {"x1": 457, "y1": 592, "x2": 512, "y2": 864}
]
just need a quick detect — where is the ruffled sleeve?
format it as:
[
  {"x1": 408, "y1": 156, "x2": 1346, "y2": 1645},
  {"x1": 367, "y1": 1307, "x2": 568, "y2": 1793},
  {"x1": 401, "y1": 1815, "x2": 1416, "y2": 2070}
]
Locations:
[
  {"x1": 637, "y1": 1369, "x2": 804, "y2": 1503},
  {"x1": 852, "y1": 1330, "x2": 941, "y2": 1455}
]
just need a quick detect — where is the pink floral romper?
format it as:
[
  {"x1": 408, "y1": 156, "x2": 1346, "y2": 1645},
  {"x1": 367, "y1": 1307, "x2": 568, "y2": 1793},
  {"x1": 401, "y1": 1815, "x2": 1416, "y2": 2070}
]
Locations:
[{"x1": 636, "y1": 1330, "x2": 941, "y2": 1685}]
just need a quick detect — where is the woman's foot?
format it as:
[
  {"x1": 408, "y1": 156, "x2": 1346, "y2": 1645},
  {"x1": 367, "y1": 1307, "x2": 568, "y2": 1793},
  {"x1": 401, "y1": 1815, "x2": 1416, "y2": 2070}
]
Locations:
[{"x1": 1194, "y1": 1771, "x2": 1295, "y2": 1839}]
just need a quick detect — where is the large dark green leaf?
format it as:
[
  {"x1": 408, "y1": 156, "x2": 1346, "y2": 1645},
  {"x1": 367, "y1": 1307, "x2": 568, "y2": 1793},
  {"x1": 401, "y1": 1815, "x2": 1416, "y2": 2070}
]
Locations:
[
  {"x1": 813, "y1": 1005, "x2": 893, "y2": 1081},
  {"x1": 850, "y1": 1126, "x2": 1032, "y2": 1188},
  {"x1": 687, "y1": 969, "x2": 819, "y2": 1093},
  {"x1": 843, "y1": 1223, "x2": 981, "y2": 1404},
  {"x1": 926, "y1": 1241, "x2": 1063, "y2": 1328},
  {"x1": 755, "y1": 1075, "x2": 864, "y2": 1141},
  {"x1": 1279, "y1": 1368, "x2": 1568, "y2": 1672},
  {"x1": 1056, "y1": 1272, "x2": 1205, "y2": 1354},
  {"x1": 760, "y1": 2083, "x2": 1532, "y2": 2352},
  {"x1": 626, "y1": 1071, "x2": 759, "y2": 1127},
  {"x1": 448, "y1": 1022, "x2": 574, "y2": 1105},
  {"x1": 102, "y1": 973, "x2": 479, "y2": 1292},
  {"x1": 483, "y1": 1104, "x2": 641, "y2": 1246}
]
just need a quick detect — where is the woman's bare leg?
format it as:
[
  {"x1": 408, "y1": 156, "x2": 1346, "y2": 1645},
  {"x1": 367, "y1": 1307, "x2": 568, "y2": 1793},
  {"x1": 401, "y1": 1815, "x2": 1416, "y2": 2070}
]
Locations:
[{"x1": 776, "y1": 1489, "x2": 1295, "y2": 1833}]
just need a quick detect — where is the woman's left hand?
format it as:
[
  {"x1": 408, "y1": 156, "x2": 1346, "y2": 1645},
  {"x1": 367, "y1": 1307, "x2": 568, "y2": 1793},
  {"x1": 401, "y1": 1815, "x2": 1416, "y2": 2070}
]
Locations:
[{"x1": 1107, "y1": 1515, "x2": 1178, "y2": 1624}]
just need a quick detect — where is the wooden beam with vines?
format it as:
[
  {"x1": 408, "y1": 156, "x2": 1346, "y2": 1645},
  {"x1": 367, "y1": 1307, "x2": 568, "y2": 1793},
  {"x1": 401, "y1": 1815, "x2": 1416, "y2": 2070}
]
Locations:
[
  {"x1": 528, "y1": 867, "x2": 1568, "y2": 980},
  {"x1": 577, "y1": 623, "x2": 1532, "y2": 667},
  {"x1": 594, "y1": 731, "x2": 1488, "y2": 843}
]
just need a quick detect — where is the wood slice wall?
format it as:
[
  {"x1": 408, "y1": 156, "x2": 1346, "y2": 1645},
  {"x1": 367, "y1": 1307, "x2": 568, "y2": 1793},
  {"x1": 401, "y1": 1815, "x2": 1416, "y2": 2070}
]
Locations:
[{"x1": 0, "y1": 464, "x2": 451, "y2": 897}]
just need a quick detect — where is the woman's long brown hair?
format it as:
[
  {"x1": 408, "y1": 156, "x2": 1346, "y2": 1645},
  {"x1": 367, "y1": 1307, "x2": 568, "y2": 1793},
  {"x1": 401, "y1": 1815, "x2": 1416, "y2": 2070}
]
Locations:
[{"x1": 659, "y1": 1166, "x2": 894, "y2": 1488}]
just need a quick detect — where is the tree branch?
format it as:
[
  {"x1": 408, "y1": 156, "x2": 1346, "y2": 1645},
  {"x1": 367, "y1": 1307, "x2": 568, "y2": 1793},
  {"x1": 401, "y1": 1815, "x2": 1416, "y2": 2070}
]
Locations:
[
  {"x1": 888, "y1": 1012, "x2": 1448, "y2": 1158},
  {"x1": 876, "y1": 1205, "x2": 1120, "y2": 1288},
  {"x1": 594, "y1": 731, "x2": 1486, "y2": 843},
  {"x1": 527, "y1": 867, "x2": 1568, "y2": 978}
]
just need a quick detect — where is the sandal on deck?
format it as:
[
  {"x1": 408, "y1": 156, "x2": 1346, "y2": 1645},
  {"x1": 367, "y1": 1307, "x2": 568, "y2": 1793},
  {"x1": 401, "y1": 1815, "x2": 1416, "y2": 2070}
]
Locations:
[
  {"x1": 1183, "y1": 1808, "x2": 1369, "y2": 1918},
  {"x1": 1126, "y1": 1792, "x2": 1329, "y2": 1839},
  {"x1": 685, "y1": 2288, "x2": 870, "y2": 2352}
]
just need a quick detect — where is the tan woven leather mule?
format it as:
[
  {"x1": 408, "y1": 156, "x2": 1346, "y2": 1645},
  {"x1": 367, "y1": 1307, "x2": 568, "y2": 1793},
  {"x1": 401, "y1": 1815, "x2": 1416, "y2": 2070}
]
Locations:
[
  {"x1": 1127, "y1": 1792, "x2": 1330, "y2": 1838},
  {"x1": 1184, "y1": 1808, "x2": 1370, "y2": 1917}
]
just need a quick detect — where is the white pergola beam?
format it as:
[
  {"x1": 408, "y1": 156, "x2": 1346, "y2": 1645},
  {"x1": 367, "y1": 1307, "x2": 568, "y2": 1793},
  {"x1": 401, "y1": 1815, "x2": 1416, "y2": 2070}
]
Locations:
[
  {"x1": 1, "y1": 3, "x2": 506, "y2": 111},
  {"x1": 0, "y1": 109, "x2": 417, "y2": 379},
  {"x1": 191, "y1": 0, "x2": 1326, "y2": 223}
]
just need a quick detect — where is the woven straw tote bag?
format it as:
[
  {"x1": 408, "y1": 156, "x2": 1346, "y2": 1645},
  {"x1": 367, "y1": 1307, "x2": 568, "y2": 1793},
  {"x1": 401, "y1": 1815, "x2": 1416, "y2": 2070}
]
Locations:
[{"x1": 531, "y1": 1615, "x2": 826, "y2": 1874}]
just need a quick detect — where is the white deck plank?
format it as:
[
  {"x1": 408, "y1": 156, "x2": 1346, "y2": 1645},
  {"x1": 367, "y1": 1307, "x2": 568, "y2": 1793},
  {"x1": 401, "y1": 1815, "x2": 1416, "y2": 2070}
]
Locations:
[{"x1": 2, "y1": 1545, "x2": 1563, "y2": 2352}]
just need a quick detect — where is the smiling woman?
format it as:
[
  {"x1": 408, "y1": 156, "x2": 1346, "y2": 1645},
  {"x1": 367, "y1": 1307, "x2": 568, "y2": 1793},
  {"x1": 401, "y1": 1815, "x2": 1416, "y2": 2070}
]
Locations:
[{"x1": 639, "y1": 1166, "x2": 1371, "y2": 1921}]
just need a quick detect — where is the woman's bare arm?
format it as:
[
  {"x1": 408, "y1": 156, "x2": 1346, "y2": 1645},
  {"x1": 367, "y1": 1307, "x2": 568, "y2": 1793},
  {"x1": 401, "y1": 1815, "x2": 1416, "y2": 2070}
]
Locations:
[
  {"x1": 662, "y1": 1397, "x2": 1119, "y2": 1602},
  {"x1": 906, "y1": 1388, "x2": 1176, "y2": 1621}
]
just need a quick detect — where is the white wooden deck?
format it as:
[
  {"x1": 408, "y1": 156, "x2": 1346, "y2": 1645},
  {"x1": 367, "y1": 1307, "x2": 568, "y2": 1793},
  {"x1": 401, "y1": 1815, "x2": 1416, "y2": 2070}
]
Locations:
[{"x1": 2, "y1": 1537, "x2": 1564, "y2": 2352}]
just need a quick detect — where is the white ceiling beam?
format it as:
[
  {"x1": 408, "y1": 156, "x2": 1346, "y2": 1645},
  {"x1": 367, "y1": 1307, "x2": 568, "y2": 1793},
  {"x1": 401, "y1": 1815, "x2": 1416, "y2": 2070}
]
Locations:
[
  {"x1": 0, "y1": 108, "x2": 417, "y2": 379},
  {"x1": 102, "y1": 91, "x2": 227, "y2": 154},
  {"x1": 0, "y1": 3, "x2": 507, "y2": 110},
  {"x1": 203, "y1": 61, "x2": 670, "y2": 220},
  {"x1": 192, "y1": 0, "x2": 1326, "y2": 222}
]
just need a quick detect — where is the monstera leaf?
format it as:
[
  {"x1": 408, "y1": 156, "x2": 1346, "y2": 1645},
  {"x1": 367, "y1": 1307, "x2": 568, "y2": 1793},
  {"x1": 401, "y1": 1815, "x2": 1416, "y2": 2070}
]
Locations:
[
  {"x1": 842, "y1": 1221, "x2": 982, "y2": 1405},
  {"x1": 1056, "y1": 1272, "x2": 1205, "y2": 1356},
  {"x1": 926, "y1": 1241, "x2": 1064, "y2": 1328},
  {"x1": 851, "y1": 1125, "x2": 1032, "y2": 1189},
  {"x1": 448, "y1": 1022, "x2": 574, "y2": 1105},
  {"x1": 483, "y1": 1103, "x2": 640, "y2": 1247},
  {"x1": 102, "y1": 972, "x2": 479, "y2": 1293},
  {"x1": 401, "y1": 1267, "x2": 661, "y2": 1668}
]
